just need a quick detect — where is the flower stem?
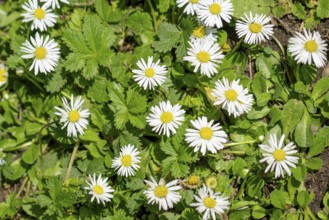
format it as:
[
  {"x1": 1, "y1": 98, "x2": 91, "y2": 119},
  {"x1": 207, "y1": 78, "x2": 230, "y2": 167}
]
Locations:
[
  {"x1": 146, "y1": 0, "x2": 157, "y2": 33},
  {"x1": 223, "y1": 140, "x2": 256, "y2": 147},
  {"x1": 64, "y1": 140, "x2": 80, "y2": 183},
  {"x1": 221, "y1": 150, "x2": 245, "y2": 155},
  {"x1": 16, "y1": 177, "x2": 28, "y2": 198}
]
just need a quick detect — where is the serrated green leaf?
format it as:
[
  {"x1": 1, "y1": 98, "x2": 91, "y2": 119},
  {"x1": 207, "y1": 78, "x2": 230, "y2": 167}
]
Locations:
[
  {"x1": 317, "y1": 0, "x2": 329, "y2": 19},
  {"x1": 154, "y1": 22, "x2": 181, "y2": 52},
  {"x1": 291, "y1": 3, "x2": 307, "y2": 19}
]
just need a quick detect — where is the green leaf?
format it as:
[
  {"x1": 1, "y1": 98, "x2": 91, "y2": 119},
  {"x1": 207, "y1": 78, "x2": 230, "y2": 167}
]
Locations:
[
  {"x1": 154, "y1": 22, "x2": 181, "y2": 53},
  {"x1": 95, "y1": 0, "x2": 111, "y2": 21},
  {"x1": 171, "y1": 161, "x2": 190, "y2": 178},
  {"x1": 292, "y1": 165, "x2": 307, "y2": 181},
  {"x1": 232, "y1": 158, "x2": 246, "y2": 176},
  {"x1": 297, "y1": 191, "x2": 312, "y2": 208},
  {"x1": 269, "y1": 106, "x2": 282, "y2": 127},
  {"x1": 87, "y1": 77, "x2": 111, "y2": 103},
  {"x1": 308, "y1": 126, "x2": 329, "y2": 157},
  {"x1": 126, "y1": 89, "x2": 147, "y2": 114},
  {"x1": 252, "y1": 205, "x2": 266, "y2": 219},
  {"x1": 294, "y1": 109, "x2": 314, "y2": 148},
  {"x1": 270, "y1": 190, "x2": 287, "y2": 210},
  {"x1": 281, "y1": 99, "x2": 305, "y2": 136},
  {"x1": 231, "y1": 0, "x2": 274, "y2": 17},
  {"x1": 22, "y1": 144, "x2": 39, "y2": 164},
  {"x1": 247, "y1": 175, "x2": 264, "y2": 197},
  {"x1": 291, "y1": 3, "x2": 307, "y2": 20},
  {"x1": 317, "y1": 0, "x2": 329, "y2": 19},
  {"x1": 305, "y1": 158, "x2": 323, "y2": 170},
  {"x1": 45, "y1": 65, "x2": 67, "y2": 94},
  {"x1": 157, "y1": 0, "x2": 171, "y2": 13},
  {"x1": 311, "y1": 77, "x2": 329, "y2": 102}
]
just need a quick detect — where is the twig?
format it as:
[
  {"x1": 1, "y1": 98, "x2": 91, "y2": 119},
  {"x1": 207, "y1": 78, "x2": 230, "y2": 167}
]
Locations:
[{"x1": 64, "y1": 140, "x2": 80, "y2": 183}]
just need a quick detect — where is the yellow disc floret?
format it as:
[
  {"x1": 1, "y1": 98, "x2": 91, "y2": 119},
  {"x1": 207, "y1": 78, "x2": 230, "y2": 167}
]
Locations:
[
  {"x1": 193, "y1": 26, "x2": 206, "y2": 39},
  {"x1": 34, "y1": 8, "x2": 46, "y2": 19},
  {"x1": 121, "y1": 155, "x2": 132, "y2": 167},
  {"x1": 249, "y1": 23, "x2": 262, "y2": 33},
  {"x1": 160, "y1": 112, "x2": 173, "y2": 123},
  {"x1": 68, "y1": 110, "x2": 80, "y2": 123},
  {"x1": 304, "y1": 40, "x2": 318, "y2": 52},
  {"x1": 206, "y1": 176, "x2": 217, "y2": 189},
  {"x1": 0, "y1": 69, "x2": 7, "y2": 83},
  {"x1": 203, "y1": 197, "x2": 217, "y2": 208},
  {"x1": 190, "y1": 0, "x2": 199, "y2": 3},
  {"x1": 154, "y1": 185, "x2": 168, "y2": 198},
  {"x1": 197, "y1": 51, "x2": 210, "y2": 63},
  {"x1": 188, "y1": 175, "x2": 200, "y2": 185},
  {"x1": 273, "y1": 149, "x2": 286, "y2": 161},
  {"x1": 199, "y1": 127, "x2": 213, "y2": 140},
  {"x1": 93, "y1": 185, "x2": 104, "y2": 195},
  {"x1": 35, "y1": 47, "x2": 47, "y2": 60},
  {"x1": 225, "y1": 89, "x2": 238, "y2": 101},
  {"x1": 209, "y1": 3, "x2": 221, "y2": 14},
  {"x1": 145, "y1": 68, "x2": 155, "y2": 77}
]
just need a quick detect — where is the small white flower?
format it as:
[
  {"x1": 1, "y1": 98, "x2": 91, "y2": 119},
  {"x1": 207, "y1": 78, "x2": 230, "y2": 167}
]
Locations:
[
  {"x1": 112, "y1": 145, "x2": 141, "y2": 177},
  {"x1": 212, "y1": 78, "x2": 253, "y2": 118},
  {"x1": 259, "y1": 134, "x2": 299, "y2": 178},
  {"x1": 190, "y1": 24, "x2": 218, "y2": 42},
  {"x1": 235, "y1": 12, "x2": 274, "y2": 45},
  {"x1": 288, "y1": 28, "x2": 328, "y2": 68},
  {"x1": 21, "y1": 0, "x2": 57, "y2": 31},
  {"x1": 190, "y1": 184, "x2": 230, "y2": 220},
  {"x1": 40, "y1": 0, "x2": 70, "y2": 9},
  {"x1": 0, "y1": 158, "x2": 6, "y2": 167},
  {"x1": 176, "y1": 0, "x2": 201, "y2": 15},
  {"x1": 85, "y1": 174, "x2": 115, "y2": 205},
  {"x1": 147, "y1": 101, "x2": 185, "y2": 137},
  {"x1": 144, "y1": 176, "x2": 182, "y2": 210},
  {"x1": 197, "y1": 0, "x2": 234, "y2": 28},
  {"x1": 21, "y1": 32, "x2": 60, "y2": 75},
  {"x1": 54, "y1": 95, "x2": 90, "y2": 138},
  {"x1": 184, "y1": 38, "x2": 224, "y2": 77},
  {"x1": 132, "y1": 56, "x2": 167, "y2": 90},
  {"x1": 185, "y1": 116, "x2": 227, "y2": 155},
  {"x1": 0, "y1": 64, "x2": 8, "y2": 87}
]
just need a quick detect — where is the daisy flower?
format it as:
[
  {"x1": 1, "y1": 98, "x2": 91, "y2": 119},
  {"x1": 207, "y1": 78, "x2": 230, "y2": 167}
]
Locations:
[
  {"x1": 0, "y1": 64, "x2": 8, "y2": 87},
  {"x1": 197, "y1": 0, "x2": 234, "y2": 28},
  {"x1": 21, "y1": 32, "x2": 60, "y2": 75},
  {"x1": 184, "y1": 38, "x2": 224, "y2": 77},
  {"x1": 85, "y1": 174, "x2": 115, "y2": 205},
  {"x1": 40, "y1": 0, "x2": 70, "y2": 9},
  {"x1": 132, "y1": 56, "x2": 167, "y2": 90},
  {"x1": 176, "y1": 0, "x2": 201, "y2": 15},
  {"x1": 147, "y1": 101, "x2": 185, "y2": 137},
  {"x1": 212, "y1": 78, "x2": 254, "y2": 118},
  {"x1": 21, "y1": 0, "x2": 57, "y2": 31},
  {"x1": 190, "y1": 184, "x2": 230, "y2": 220},
  {"x1": 185, "y1": 116, "x2": 227, "y2": 155},
  {"x1": 54, "y1": 95, "x2": 90, "y2": 138},
  {"x1": 259, "y1": 134, "x2": 299, "y2": 178},
  {"x1": 111, "y1": 145, "x2": 141, "y2": 177},
  {"x1": 288, "y1": 28, "x2": 327, "y2": 68},
  {"x1": 190, "y1": 24, "x2": 218, "y2": 42},
  {"x1": 144, "y1": 176, "x2": 182, "y2": 210},
  {"x1": 235, "y1": 12, "x2": 274, "y2": 45}
]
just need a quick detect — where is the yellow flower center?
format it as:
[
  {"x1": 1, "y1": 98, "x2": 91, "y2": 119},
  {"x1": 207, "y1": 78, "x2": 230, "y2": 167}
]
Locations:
[
  {"x1": 225, "y1": 89, "x2": 238, "y2": 101},
  {"x1": 154, "y1": 185, "x2": 168, "y2": 198},
  {"x1": 188, "y1": 175, "x2": 200, "y2": 185},
  {"x1": 121, "y1": 155, "x2": 132, "y2": 167},
  {"x1": 145, "y1": 68, "x2": 155, "y2": 78},
  {"x1": 206, "y1": 176, "x2": 217, "y2": 189},
  {"x1": 249, "y1": 23, "x2": 262, "y2": 33},
  {"x1": 197, "y1": 51, "x2": 210, "y2": 63},
  {"x1": 193, "y1": 26, "x2": 206, "y2": 39},
  {"x1": 199, "y1": 127, "x2": 213, "y2": 140},
  {"x1": 273, "y1": 149, "x2": 286, "y2": 161},
  {"x1": 34, "y1": 47, "x2": 47, "y2": 60},
  {"x1": 160, "y1": 112, "x2": 173, "y2": 123},
  {"x1": 304, "y1": 40, "x2": 318, "y2": 52},
  {"x1": 34, "y1": 8, "x2": 46, "y2": 19},
  {"x1": 93, "y1": 185, "x2": 104, "y2": 195},
  {"x1": 209, "y1": 3, "x2": 221, "y2": 14},
  {"x1": 190, "y1": 0, "x2": 199, "y2": 3},
  {"x1": 68, "y1": 110, "x2": 80, "y2": 123},
  {"x1": 203, "y1": 197, "x2": 217, "y2": 208},
  {"x1": 0, "y1": 69, "x2": 7, "y2": 83}
]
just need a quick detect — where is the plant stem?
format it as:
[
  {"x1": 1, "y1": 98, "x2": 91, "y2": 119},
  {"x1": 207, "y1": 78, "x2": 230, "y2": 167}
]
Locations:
[
  {"x1": 64, "y1": 140, "x2": 80, "y2": 183},
  {"x1": 223, "y1": 140, "x2": 256, "y2": 147},
  {"x1": 231, "y1": 37, "x2": 243, "y2": 53},
  {"x1": 305, "y1": 206, "x2": 317, "y2": 220},
  {"x1": 146, "y1": 0, "x2": 157, "y2": 33},
  {"x1": 16, "y1": 177, "x2": 28, "y2": 198},
  {"x1": 237, "y1": 172, "x2": 249, "y2": 200},
  {"x1": 25, "y1": 180, "x2": 31, "y2": 197},
  {"x1": 221, "y1": 150, "x2": 245, "y2": 155}
]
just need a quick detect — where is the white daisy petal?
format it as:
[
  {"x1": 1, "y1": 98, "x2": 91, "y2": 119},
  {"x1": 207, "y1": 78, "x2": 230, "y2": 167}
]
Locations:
[
  {"x1": 85, "y1": 173, "x2": 114, "y2": 205},
  {"x1": 176, "y1": 0, "x2": 201, "y2": 15},
  {"x1": 40, "y1": 0, "x2": 70, "y2": 9},
  {"x1": 112, "y1": 145, "x2": 141, "y2": 177}
]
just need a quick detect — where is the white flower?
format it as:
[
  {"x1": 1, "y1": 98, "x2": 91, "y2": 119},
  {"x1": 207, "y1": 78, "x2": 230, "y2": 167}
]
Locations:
[
  {"x1": 144, "y1": 177, "x2": 182, "y2": 210},
  {"x1": 190, "y1": 24, "x2": 218, "y2": 42},
  {"x1": 112, "y1": 145, "x2": 141, "y2": 177},
  {"x1": 85, "y1": 174, "x2": 115, "y2": 205},
  {"x1": 190, "y1": 184, "x2": 230, "y2": 220},
  {"x1": 184, "y1": 38, "x2": 224, "y2": 77},
  {"x1": 259, "y1": 134, "x2": 299, "y2": 178},
  {"x1": 147, "y1": 101, "x2": 185, "y2": 137},
  {"x1": 235, "y1": 12, "x2": 274, "y2": 45},
  {"x1": 176, "y1": 0, "x2": 201, "y2": 15},
  {"x1": 288, "y1": 28, "x2": 328, "y2": 68},
  {"x1": 0, "y1": 64, "x2": 8, "y2": 87},
  {"x1": 185, "y1": 116, "x2": 227, "y2": 155},
  {"x1": 212, "y1": 78, "x2": 253, "y2": 118},
  {"x1": 0, "y1": 158, "x2": 6, "y2": 166},
  {"x1": 21, "y1": 0, "x2": 57, "y2": 31},
  {"x1": 54, "y1": 95, "x2": 90, "y2": 138},
  {"x1": 40, "y1": 0, "x2": 70, "y2": 9},
  {"x1": 21, "y1": 32, "x2": 60, "y2": 75},
  {"x1": 132, "y1": 56, "x2": 167, "y2": 90},
  {"x1": 197, "y1": 0, "x2": 233, "y2": 28}
]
